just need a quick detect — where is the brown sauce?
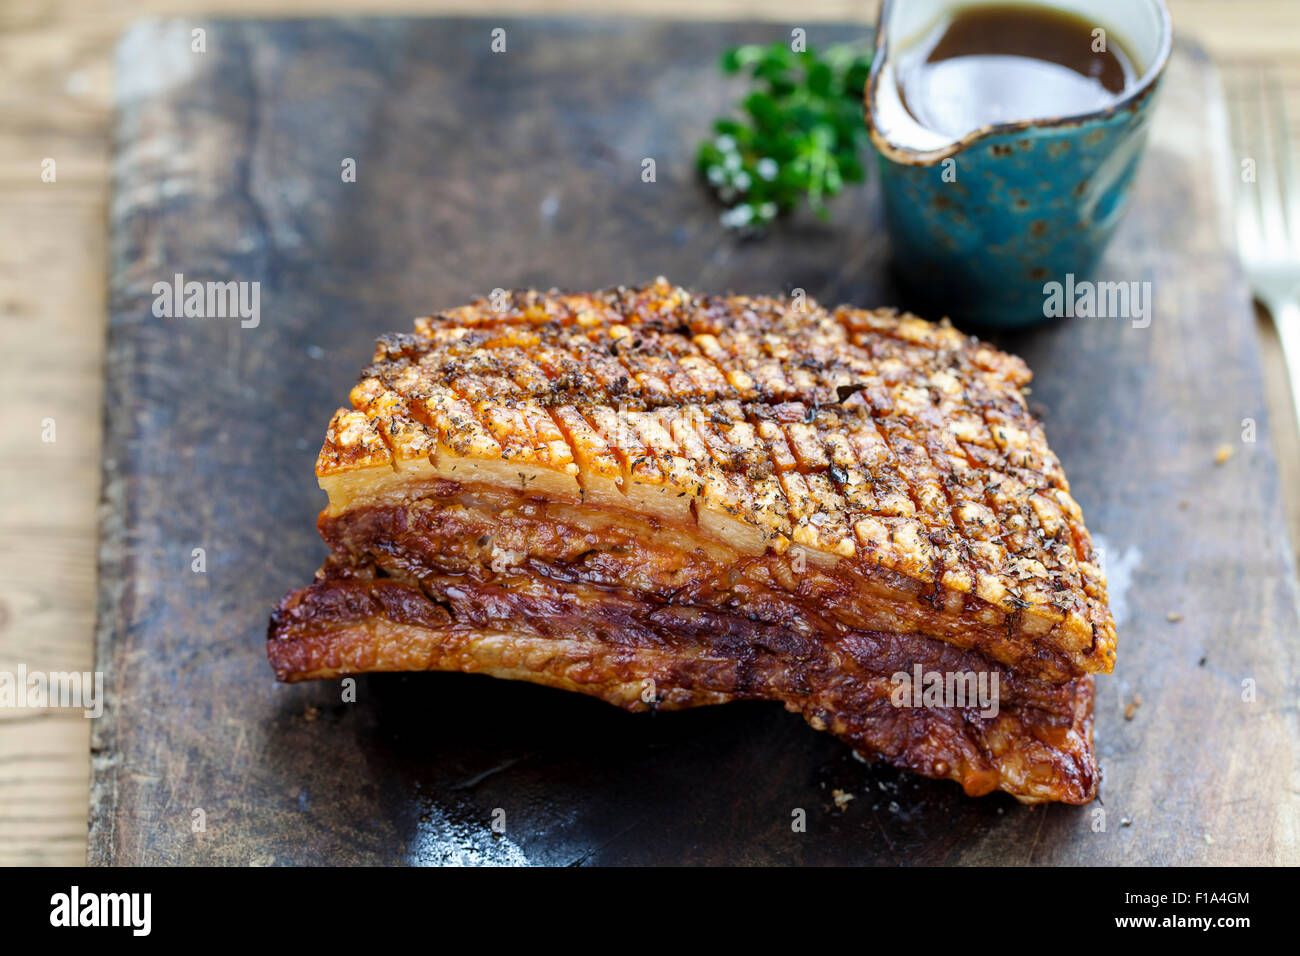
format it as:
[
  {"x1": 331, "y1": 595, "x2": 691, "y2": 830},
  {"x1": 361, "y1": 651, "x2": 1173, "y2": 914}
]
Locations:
[{"x1": 897, "y1": 3, "x2": 1139, "y2": 140}]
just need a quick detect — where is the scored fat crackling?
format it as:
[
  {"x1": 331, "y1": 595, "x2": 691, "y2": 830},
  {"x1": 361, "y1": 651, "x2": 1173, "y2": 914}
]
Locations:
[{"x1": 268, "y1": 278, "x2": 1115, "y2": 803}]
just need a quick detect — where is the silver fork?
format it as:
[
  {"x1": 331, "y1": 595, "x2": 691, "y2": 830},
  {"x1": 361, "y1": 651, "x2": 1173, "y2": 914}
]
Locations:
[{"x1": 1230, "y1": 69, "x2": 1300, "y2": 433}]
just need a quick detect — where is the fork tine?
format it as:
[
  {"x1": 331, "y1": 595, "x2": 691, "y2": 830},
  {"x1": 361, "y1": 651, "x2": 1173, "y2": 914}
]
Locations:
[
  {"x1": 1265, "y1": 70, "x2": 1300, "y2": 259},
  {"x1": 1229, "y1": 72, "x2": 1267, "y2": 261},
  {"x1": 1253, "y1": 71, "x2": 1292, "y2": 252}
]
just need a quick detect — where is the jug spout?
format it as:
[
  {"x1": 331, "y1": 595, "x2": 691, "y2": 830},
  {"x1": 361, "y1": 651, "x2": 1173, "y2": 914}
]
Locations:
[{"x1": 867, "y1": 0, "x2": 968, "y2": 161}]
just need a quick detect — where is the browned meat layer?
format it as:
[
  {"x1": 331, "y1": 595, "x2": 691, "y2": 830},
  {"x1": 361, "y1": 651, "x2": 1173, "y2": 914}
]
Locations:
[
  {"x1": 319, "y1": 491, "x2": 1087, "y2": 682},
  {"x1": 268, "y1": 571, "x2": 1097, "y2": 805}
]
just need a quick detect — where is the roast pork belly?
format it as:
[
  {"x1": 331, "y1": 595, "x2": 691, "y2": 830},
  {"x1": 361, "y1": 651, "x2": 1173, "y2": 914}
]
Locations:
[{"x1": 269, "y1": 278, "x2": 1114, "y2": 803}]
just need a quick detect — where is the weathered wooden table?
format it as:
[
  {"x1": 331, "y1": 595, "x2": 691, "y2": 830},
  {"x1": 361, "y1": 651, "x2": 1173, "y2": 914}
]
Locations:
[{"x1": 79, "y1": 16, "x2": 1299, "y2": 865}]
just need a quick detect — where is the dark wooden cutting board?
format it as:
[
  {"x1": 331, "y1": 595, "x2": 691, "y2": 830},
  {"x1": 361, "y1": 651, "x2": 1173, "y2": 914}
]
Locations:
[{"x1": 90, "y1": 16, "x2": 1300, "y2": 865}]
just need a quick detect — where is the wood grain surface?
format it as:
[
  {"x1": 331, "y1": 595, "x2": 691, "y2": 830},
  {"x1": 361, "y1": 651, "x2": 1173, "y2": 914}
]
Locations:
[{"x1": 80, "y1": 16, "x2": 1299, "y2": 865}]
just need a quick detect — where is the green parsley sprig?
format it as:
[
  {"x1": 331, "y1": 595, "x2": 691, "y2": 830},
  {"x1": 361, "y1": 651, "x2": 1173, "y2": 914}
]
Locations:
[{"x1": 697, "y1": 42, "x2": 873, "y2": 233}]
